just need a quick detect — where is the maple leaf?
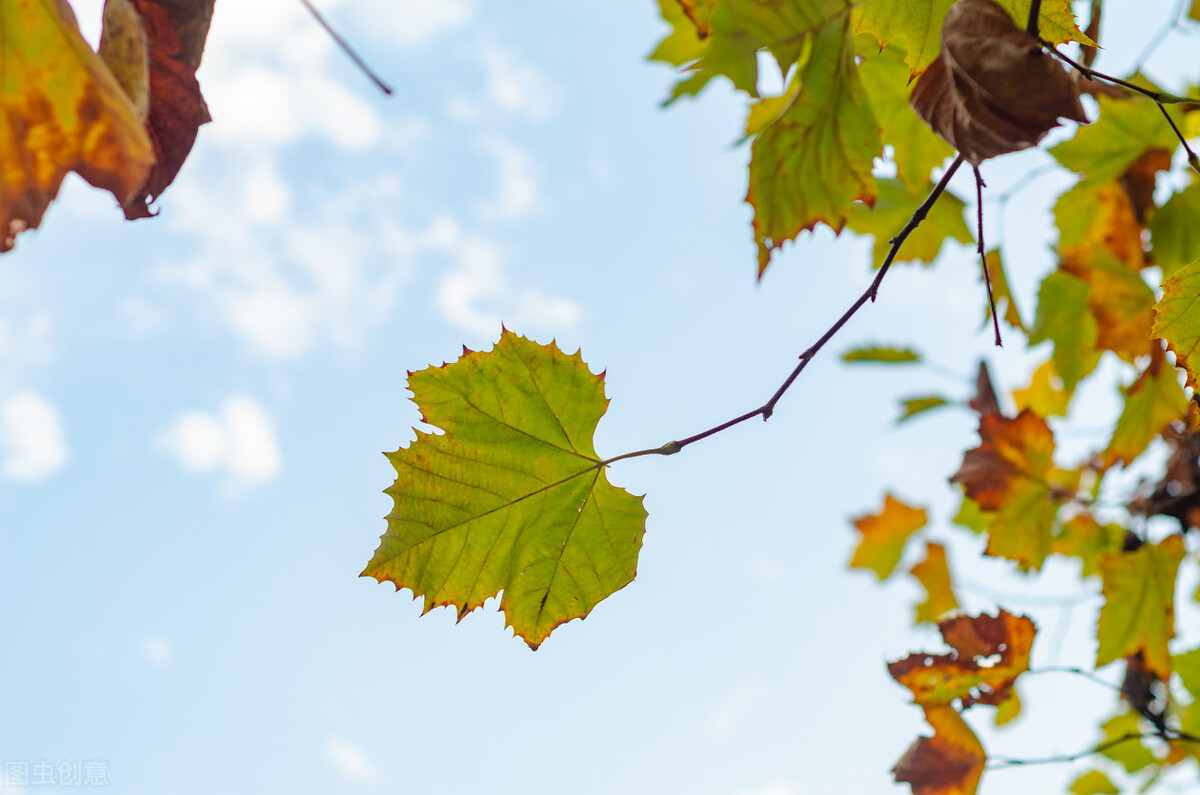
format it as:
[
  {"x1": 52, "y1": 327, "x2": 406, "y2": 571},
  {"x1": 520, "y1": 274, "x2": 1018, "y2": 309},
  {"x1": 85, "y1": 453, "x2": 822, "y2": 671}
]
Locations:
[
  {"x1": 950, "y1": 410, "x2": 1059, "y2": 570},
  {"x1": 1, "y1": 0, "x2": 154, "y2": 251},
  {"x1": 1055, "y1": 182, "x2": 1145, "y2": 272},
  {"x1": 1030, "y1": 270, "x2": 1100, "y2": 395},
  {"x1": 1068, "y1": 770, "x2": 1119, "y2": 795},
  {"x1": 1152, "y1": 256, "x2": 1200, "y2": 391},
  {"x1": 850, "y1": 494, "x2": 928, "y2": 579},
  {"x1": 899, "y1": 396, "x2": 951, "y2": 423},
  {"x1": 910, "y1": 541, "x2": 959, "y2": 623},
  {"x1": 1097, "y1": 711, "x2": 1157, "y2": 773},
  {"x1": 119, "y1": 0, "x2": 213, "y2": 218},
  {"x1": 846, "y1": 177, "x2": 972, "y2": 268},
  {"x1": 1052, "y1": 514, "x2": 1127, "y2": 578},
  {"x1": 1012, "y1": 360, "x2": 1068, "y2": 418},
  {"x1": 362, "y1": 331, "x2": 648, "y2": 649},
  {"x1": 1095, "y1": 534, "x2": 1185, "y2": 679},
  {"x1": 889, "y1": 610, "x2": 1036, "y2": 709},
  {"x1": 908, "y1": 0, "x2": 1087, "y2": 166},
  {"x1": 748, "y1": 14, "x2": 879, "y2": 274},
  {"x1": 1066, "y1": 250, "x2": 1156, "y2": 362},
  {"x1": 856, "y1": 0, "x2": 1091, "y2": 78},
  {"x1": 1051, "y1": 94, "x2": 1181, "y2": 186},
  {"x1": 857, "y1": 42, "x2": 954, "y2": 191},
  {"x1": 1150, "y1": 181, "x2": 1200, "y2": 278},
  {"x1": 893, "y1": 705, "x2": 986, "y2": 795},
  {"x1": 1102, "y1": 354, "x2": 1189, "y2": 469}
]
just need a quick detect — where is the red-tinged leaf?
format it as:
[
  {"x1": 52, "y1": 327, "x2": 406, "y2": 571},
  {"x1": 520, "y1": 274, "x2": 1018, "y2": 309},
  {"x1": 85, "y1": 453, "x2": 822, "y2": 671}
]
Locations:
[
  {"x1": 1152, "y1": 257, "x2": 1200, "y2": 391},
  {"x1": 748, "y1": 15, "x2": 879, "y2": 275},
  {"x1": 363, "y1": 331, "x2": 647, "y2": 649},
  {"x1": 120, "y1": 0, "x2": 213, "y2": 219},
  {"x1": 889, "y1": 610, "x2": 1036, "y2": 709},
  {"x1": 911, "y1": 542, "x2": 959, "y2": 623},
  {"x1": 893, "y1": 706, "x2": 986, "y2": 795},
  {"x1": 908, "y1": 0, "x2": 1086, "y2": 165},
  {"x1": 1103, "y1": 355, "x2": 1189, "y2": 468},
  {"x1": 1095, "y1": 534, "x2": 1185, "y2": 679},
  {"x1": 951, "y1": 411, "x2": 1059, "y2": 570},
  {"x1": 0, "y1": 0, "x2": 154, "y2": 251},
  {"x1": 850, "y1": 494, "x2": 928, "y2": 579}
]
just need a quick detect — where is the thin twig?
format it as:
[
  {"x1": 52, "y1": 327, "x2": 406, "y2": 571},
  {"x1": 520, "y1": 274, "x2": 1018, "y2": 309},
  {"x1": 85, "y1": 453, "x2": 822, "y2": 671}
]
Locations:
[
  {"x1": 1133, "y1": 0, "x2": 1186, "y2": 71},
  {"x1": 1026, "y1": 666, "x2": 1123, "y2": 693},
  {"x1": 1157, "y1": 104, "x2": 1200, "y2": 175},
  {"x1": 1042, "y1": 45, "x2": 1192, "y2": 104},
  {"x1": 601, "y1": 157, "x2": 967, "y2": 467},
  {"x1": 986, "y1": 733, "x2": 1143, "y2": 769},
  {"x1": 299, "y1": 0, "x2": 394, "y2": 95},
  {"x1": 971, "y1": 165, "x2": 1001, "y2": 347}
]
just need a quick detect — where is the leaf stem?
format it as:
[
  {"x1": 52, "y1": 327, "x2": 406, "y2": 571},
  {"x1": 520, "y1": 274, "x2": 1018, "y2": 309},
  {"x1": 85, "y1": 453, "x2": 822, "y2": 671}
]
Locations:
[
  {"x1": 600, "y1": 155, "x2": 966, "y2": 467},
  {"x1": 971, "y1": 165, "x2": 1002, "y2": 347},
  {"x1": 298, "y1": 0, "x2": 394, "y2": 95}
]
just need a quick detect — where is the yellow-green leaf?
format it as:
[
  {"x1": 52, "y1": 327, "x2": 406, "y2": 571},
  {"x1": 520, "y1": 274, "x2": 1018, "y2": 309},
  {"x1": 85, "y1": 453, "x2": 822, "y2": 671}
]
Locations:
[
  {"x1": 748, "y1": 15, "x2": 879, "y2": 275},
  {"x1": 363, "y1": 331, "x2": 647, "y2": 649},
  {"x1": 843, "y1": 345, "x2": 922, "y2": 363},
  {"x1": 899, "y1": 395, "x2": 951, "y2": 423},
  {"x1": 1103, "y1": 360, "x2": 1189, "y2": 468},
  {"x1": 1, "y1": 0, "x2": 154, "y2": 251},
  {"x1": 911, "y1": 542, "x2": 959, "y2": 623},
  {"x1": 1051, "y1": 95, "x2": 1180, "y2": 186},
  {"x1": 1012, "y1": 360, "x2": 1068, "y2": 418},
  {"x1": 1052, "y1": 515, "x2": 1126, "y2": 578},
  {"x1": 1095, "y1": 534, "x2": 1185, "y2": 679},
  {"x1": 1069, "y1": 770, "x2": 1119, "y2": 795},
  {"x1": 850, "y1": 494, "x2": 928, "y2": 579},
  {"x1": 847, "y1": 177, "x2": 972, "y2": 268},
  {"x1": 1030, "y1": 270, "x2": 1100, "y2": 395},
  {"x1": 1152, "y1": 256, "x2": 1200, "y2": 390},
  {"x1": 1151, "y1": 181, "x2": 1200, "y2": 279},
  {"x1": 1099, "y1": 711, "x2": 1157, "y2": 773}
]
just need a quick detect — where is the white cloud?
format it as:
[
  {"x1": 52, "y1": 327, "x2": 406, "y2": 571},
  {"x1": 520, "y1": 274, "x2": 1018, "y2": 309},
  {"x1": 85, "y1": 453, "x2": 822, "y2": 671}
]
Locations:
[
  {"x1": 348, "y1": 0, "x2": 474, "y2": 48},
  {"x1": 734, "y1": 779, "x2": 802, "y2": 795},
  {"x1": 157, "y1": 397, "x2": 282, "y2": 489},
  {"x1": 427, "y1": 220, "x2": 580, "y2": 338},
  {"x1": 476, "y1": 137, "x2": 539, "y2": 221},
  {"x1": 142, "y1": 636, "x2": 173, "y2": 667},
  {"x1": 447, "y1": 46, "x2": 558, "y2": 123},
  {"x1": 324, "y1": 737, "x2": 377, "y2": 784},
  {"x1": 0, "y1": 392, "x2": 69, "y2": 482}
]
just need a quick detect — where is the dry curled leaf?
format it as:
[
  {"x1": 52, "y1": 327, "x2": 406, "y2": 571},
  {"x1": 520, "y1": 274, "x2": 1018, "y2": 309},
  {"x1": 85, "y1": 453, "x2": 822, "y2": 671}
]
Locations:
[{"x1": 910, "y1": 0, "x2": 1087, "y2": 164}]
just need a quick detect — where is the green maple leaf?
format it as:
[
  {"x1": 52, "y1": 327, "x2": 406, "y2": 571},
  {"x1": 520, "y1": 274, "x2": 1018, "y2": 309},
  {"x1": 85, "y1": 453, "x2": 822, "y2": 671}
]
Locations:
[
  {"x1": 1102, "y1": 360, "x2": 1189, "y2": 468},
  {"x1": 846, "y1": 177, "x2": 971, "y2": 268},
  {"x1": 1095, "y1": 534, "x2": 1185, "y2": 679},
  {"x1": 748, "y1": 14, "x2": 879, "y2": 274},
  {"x1": 855, "y1": 0, "x2": 1091, "y2": 77},
  {"x1": 1030, "y1": 270, "x2": 1100, "y2": 395},
  {"x1": 1150, "y1": 181, "x2": 1200, "y2": 278},
  {"x1": 362, "y1": 331, "x2": 648, "y2": 649},
  {"x1": 1051, "y1": 95, "x2": 1180, "y2": 185},
  {"x1": 857, "y1": 42, "x2": 954, "y2": 191},
  {"x1": 1152, "y1": 256, "x2": 1200, "y2": 390}
]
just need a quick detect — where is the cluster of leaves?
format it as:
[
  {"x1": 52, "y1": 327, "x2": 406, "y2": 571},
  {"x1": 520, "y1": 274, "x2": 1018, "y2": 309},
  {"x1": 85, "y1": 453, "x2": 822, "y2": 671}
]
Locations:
[
  {"x1": 1, "y1": 0, "x2": 213, "y2": 251},
  {"x1": 360, "y1": 0, "x2": 1200, "y2": 793}
]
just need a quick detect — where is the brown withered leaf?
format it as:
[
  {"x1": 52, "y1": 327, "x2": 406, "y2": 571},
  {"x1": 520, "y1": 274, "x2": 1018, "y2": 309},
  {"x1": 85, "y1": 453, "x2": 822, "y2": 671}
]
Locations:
[
  {"x1": 121, "y1": 0, "x2": 213, "y2": 219},
  {"x1": 893, "y1": 706, "x2": 986, "y2": 795},
  {"x1": 910, "y1": 0, "x2": 1087, "y2": 165},
  {"x1": 890, "y1": 610, "x2": 1036, "y2": 710}
]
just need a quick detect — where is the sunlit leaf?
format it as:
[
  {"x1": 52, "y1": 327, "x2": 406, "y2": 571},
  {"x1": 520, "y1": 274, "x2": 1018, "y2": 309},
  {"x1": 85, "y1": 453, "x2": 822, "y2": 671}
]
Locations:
[
  {"x1": 363, "y1": 331, "x2": 647, "y2": 649},
  {"x1": 1066, "y1": 250, "x2": 1156, "y2": 362},
  {"x1": 1098, "y1": 711, "x2": 1157, "y2": 773},
  {"x1": 1095, "y1": 534, "x2": 1185, "y2": 679},
  {"x1": 1055, "y1": 181, "x2": 1145, "y2": 271},
  {"x1": 1052, "y1": 514, "x2": 1126, "y2": 578},
  {"x1": 893, "y1": 706, "x2": 986, "y2": 795},
  {"x1": 951, "y1": 411, "x2": 1059, "y2": 570},
  {"x1": 899, "y1": 396, "x2": 952, "y2": 423},
  {"x1": 846, "y1": 177, "x2": 972, "y2": 268},
  {"x1": 952, "y1": 496, "x2": 993, "y2": 535},
  {"x1": 1012, "y1": 360, "x2": 1068, "y2": 418},
  {"x1": 1152, "y1": 256, "x2": 1200, "y2": 390},
  {"x1": 993, "y1": 688, "x2": 1020, "y2": 726},
  {"x1": 1151, "y1": 181, "x2": 1200, "y2": 278},
  {"x1": 1103, "y1": 357, "x2": 1189, "y2": 468},
  {"x1": 1174, "y1": 646, "x2": 1200, "y2": 736},
  {"x1": 889, "y1": 610, "x2": 1036, "y2": 708},
  {"x1": 1030, "y1": 270, "x2": 1100, "y2": 395},
  {"x1": 850, "y1": 494, "x2": 928, "y2": 579},
  {"x1": 0, "y1": 0, "x2": 154, "y2": 251},
  {"x1": 1068, "y1": 770, "x2": 1119, "y2": 795},
  {"x1": 1051, "y1": 95, "x2": 1180, "y2": 185},
  {"x1": 911, "y1": 542, "x2": 959, "y2": 624},
  {"x1": 748, "y1": 14, "x2": 879, "y2": 274}
]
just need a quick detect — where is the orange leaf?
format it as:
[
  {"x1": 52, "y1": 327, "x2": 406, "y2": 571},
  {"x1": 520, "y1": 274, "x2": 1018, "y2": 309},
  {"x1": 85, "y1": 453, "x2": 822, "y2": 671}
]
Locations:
[
  {"x1": 120, "y1": 0, "x2": 213, "y2": 218},
  {"x1": 850, "y1": 494, "x2": 928, "y2": 579},
  {"x1": 1, "y1": 0, "x2": 154, "y2": 251},
  {"x1": 893, "y1": 706, "x2": 986, "y2": 795},
  {"x1": 890, "y1": 610, "x2": 1036, "y2": 709},
  {"x1": 909, "y1": 0, "x2": 1086, "y2": 165}
]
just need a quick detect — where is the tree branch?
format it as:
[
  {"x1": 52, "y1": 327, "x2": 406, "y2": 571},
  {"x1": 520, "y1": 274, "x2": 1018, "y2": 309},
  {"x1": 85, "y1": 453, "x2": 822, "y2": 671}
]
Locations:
[
  {"x1": 601, "y1": 155, "x2": 966, "y2": 467},
  {"x1": 1025, "y1": 0, "x2": 1044, "y2": 38},
  {"x1": 299, "y1": 0, "x2": 394, "y2": 95}
]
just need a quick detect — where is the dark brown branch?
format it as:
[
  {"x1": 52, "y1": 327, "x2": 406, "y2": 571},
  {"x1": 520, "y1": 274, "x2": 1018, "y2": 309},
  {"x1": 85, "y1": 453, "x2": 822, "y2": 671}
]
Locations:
[
  {"x1": 1026, "y1": 0, "x2": 1044, "y2": 38},
  {"x1": 971, "y1": 165, "x2": 1002, "y2": 347},
  {"x1": 299, "y1": 0, "x2": 394, "y2": 95},
  {"x1": 601, "y1": 156, "x2": 966, "y2": 467}
]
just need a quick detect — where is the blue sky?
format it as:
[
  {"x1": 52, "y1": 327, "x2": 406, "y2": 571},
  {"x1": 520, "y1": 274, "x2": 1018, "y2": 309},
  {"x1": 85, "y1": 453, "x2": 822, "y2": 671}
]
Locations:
[{"x1": 3, "y1": 1, "x2": 1200, "y2": 794}]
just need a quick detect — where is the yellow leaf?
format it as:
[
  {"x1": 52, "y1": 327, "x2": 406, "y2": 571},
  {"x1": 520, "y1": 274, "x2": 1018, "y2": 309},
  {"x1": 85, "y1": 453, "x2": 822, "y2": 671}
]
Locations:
[
  {"x1": 1, "y1": 0, "x2": 154, "y2": 251},
  {"x1": 910, "y1": 542, "x2": 959, "y2": 623},
  {"x1": 850, "y1": 494, "x2": 928, "y2": 579}
]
